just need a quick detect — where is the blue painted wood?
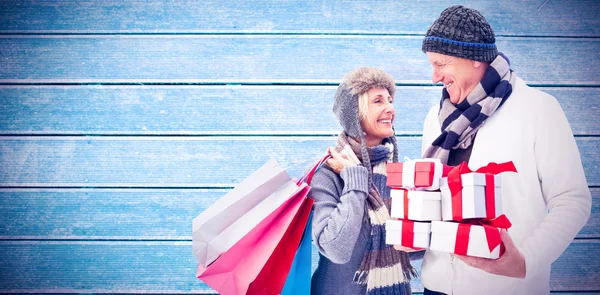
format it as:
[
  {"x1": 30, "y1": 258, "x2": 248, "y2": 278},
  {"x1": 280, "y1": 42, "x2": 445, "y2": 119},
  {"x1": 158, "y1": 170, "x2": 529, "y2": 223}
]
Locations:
[
  {"x1": 0, "y1": 0, "x2": 598, "y2": 36},
  {"x1": 1, "y1": 37, "x2": 598, "y2": 85},
  {"x1": 0, "y1": 86, "x2": 598, "y2": 135},
  {"x1": 0, "y1": 136, "x2": 419, "y2": 187},
  {"x1": 1, "y1": 188, "x2": 596, "y2": 239},
  {"x1": 0, "y1": 188, "x2": 227, "y2": 239},
  {"x1": 0, "y1": 137, "x2": 598, "y2": 186},
  {"x1": 550, "y1": 240, "x2": 600, "y2": 291},
  {"x1": 0, "y1": 240, "x2": 596, "y2": 292},
  {"x1": 0, "y1": 1, "x2": 597, "y2": 294}
]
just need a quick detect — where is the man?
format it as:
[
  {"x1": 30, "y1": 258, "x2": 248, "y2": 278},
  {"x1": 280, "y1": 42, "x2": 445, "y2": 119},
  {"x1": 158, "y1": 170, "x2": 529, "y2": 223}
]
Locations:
[{"x1": 418, "y1": 5, "x2": 592, "y2": 295}]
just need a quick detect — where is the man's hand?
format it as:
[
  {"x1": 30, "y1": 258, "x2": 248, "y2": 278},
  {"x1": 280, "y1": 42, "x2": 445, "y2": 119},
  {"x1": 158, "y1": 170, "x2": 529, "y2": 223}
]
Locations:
[{"x1": 456, "y1": 229, "x2": 526, "y2": 278}]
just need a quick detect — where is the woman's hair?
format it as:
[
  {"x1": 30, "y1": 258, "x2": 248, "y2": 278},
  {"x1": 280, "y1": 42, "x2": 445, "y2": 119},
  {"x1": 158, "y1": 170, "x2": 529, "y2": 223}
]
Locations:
[{"x1": 358, "y1": 92, "x2": 369, "y2": 122}]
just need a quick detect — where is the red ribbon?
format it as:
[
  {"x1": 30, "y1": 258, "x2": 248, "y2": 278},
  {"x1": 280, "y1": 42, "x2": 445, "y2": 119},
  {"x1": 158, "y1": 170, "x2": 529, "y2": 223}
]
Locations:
[
  {"x1": 485, "y1": 174, "x2": 495, "y2": 219},
  {"x1": 401, "y1": 220, "x2": 415, "y2": 248},
  {"x1": 455, "y1": 223, "x2": 471, "y2": 255},
  {"x1": 447, "y1": 161, "x2": 517, "y2": 221},
  {"x1": 414, "y1": 162, "x2": 435, "y2": 187},
  {"x1": 453, "y1": 214, "x2": 512, "y2": 256},
  {"x1": 442, "y1": 164, "x2": 454, "y2": 177}
]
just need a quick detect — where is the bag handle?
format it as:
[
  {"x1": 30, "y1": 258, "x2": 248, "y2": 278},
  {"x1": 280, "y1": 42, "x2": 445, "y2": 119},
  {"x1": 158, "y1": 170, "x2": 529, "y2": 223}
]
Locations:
[{"x1": 298, "y1": 154, "x2": 331, "y2": 185}]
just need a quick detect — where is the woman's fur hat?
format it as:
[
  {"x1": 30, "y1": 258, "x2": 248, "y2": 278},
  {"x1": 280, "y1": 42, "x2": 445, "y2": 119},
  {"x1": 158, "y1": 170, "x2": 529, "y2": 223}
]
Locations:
[
  {"x1": 333, "y1": 67, "x2": 396, "y2": 139},
  {"x1": 332, "y1": 67, "x2": 399, "y2": 171}
]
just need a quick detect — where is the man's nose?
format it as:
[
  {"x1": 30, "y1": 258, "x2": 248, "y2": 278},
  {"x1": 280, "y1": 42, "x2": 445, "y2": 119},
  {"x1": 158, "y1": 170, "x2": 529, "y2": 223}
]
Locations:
[{"x1": 432, "y1": 69, "x2": 442, "y2": 84}]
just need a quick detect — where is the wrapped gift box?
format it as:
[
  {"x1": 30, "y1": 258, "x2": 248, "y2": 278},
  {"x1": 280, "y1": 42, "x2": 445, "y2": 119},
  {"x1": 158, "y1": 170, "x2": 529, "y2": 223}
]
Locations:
[
  {"x1": 440, "y1": 173, "x2": 502, "y2": 221},
  {"x1": 390, "y1": 189, "x2": 442, "y2": 221},
  {"x1": 429, "y1": 221, "x2": 501, "y2": 259},
  {"x1": 387, "y1": 158, "x2": 445, "y2": 190},
  {"x1": 385, "y1": 219, "x2": 431, "y2": 249}
]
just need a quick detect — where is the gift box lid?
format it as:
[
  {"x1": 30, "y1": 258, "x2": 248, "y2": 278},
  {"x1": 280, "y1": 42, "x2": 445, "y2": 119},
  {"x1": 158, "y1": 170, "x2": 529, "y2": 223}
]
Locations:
[
  {"x1": 387, "y1": 158, "x2": 442, "y2": 174},
  {"x1": 414, "y1": 161, "x2": 435, "y2": 172},
  {"x1": 387, "y1": 162, "x2": 404, "y2": 173},
  {"x1": 386, "y1": 219, "x2": 431, "y2": 233},
  {"x1": 439, "y1": 174, "x2": 501, "y2": 188},
  {"x1": 397, "y1": 189, "x2": 441, "y2": 201},
  {"x1": 431, "y1": 221, "x2": 497, "y2": 238},
  {"x1": 461, "y1": 173, "x2": 501, "y2": 187}
]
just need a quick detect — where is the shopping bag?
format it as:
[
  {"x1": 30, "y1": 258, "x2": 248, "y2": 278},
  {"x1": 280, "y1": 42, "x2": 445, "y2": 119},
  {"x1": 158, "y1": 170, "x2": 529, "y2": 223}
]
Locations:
[
  {"x1": 192, "y1": 159, "x2": 299, "y2": 267},
  {"x1": 196, "y1": 183, "x2": 311, "y2": 295},
  {"x1": 276, "y1": 156, "x2": 329, "y2": 295},
  {"x1": 246, "y1": 198, "x2": 314, "y2": 294},
  {"x1": 280, "y1": 211, "x2": 313, "y2": 295}
]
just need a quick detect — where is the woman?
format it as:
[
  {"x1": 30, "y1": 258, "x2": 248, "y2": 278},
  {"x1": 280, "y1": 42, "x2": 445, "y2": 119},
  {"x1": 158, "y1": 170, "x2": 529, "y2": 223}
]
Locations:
[{"x1": 310, "y1": 67, "x2": 417, "y2": 295}]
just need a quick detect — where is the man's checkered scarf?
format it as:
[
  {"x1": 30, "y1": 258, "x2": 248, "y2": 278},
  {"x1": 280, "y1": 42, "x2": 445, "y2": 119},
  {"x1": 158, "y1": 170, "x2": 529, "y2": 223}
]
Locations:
[
  {"x1": 423, "y1": 53, "x2": 516, "y2": 164},
  {"x1": 335, "y1": 132, "x2": 416, "y2": 295}
]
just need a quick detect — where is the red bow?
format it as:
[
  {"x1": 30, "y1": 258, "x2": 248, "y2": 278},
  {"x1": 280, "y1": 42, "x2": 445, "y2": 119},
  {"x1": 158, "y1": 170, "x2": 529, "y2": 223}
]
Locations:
[
  {"x1": 455, "y1": 214, "x2": 512, "y2": 256},
  {"x1": 447, "y1": 161, "x2": 517, "y2": 221}
]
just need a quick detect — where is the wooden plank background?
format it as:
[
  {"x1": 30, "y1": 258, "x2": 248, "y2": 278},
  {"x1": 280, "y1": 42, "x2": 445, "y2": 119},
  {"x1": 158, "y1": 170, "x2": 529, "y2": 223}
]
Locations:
[{"x1": 0, "y1": 0, "x2": 598, "y2": 294}]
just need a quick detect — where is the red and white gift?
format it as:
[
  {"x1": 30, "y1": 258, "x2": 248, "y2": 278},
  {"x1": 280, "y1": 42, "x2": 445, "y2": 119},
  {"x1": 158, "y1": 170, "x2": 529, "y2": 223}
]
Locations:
[
  {"x1": 386, "y1": 158, "x2": 447, "y2": 190},
  {"x1": 429, "y1": 218, "x2": 511, "y2": 259},
  {"x1": 390, "y1": 189, "x2": 442, "y2": 221},
  {"x1": 440, "y1": 174, "x2": 502, "y2": 221},
  {"x1": 440, "y1": 162, "x2": 516, "y2": 222},
  {"x1": 385, "y1": 219, "x2": 431, "y2": 249}
]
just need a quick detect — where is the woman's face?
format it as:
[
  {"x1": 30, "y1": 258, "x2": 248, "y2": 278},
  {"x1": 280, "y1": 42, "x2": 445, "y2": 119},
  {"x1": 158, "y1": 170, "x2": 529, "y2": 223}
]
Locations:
[{"x1": 360, "y1": 87, "x2": 395, "y2": 147}]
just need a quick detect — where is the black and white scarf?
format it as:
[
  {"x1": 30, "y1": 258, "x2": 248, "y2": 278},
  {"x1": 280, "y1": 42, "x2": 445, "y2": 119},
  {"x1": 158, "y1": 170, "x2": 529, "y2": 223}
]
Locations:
[{"x1": 423, "y1": 53, "x2": 516, "y2": 164}]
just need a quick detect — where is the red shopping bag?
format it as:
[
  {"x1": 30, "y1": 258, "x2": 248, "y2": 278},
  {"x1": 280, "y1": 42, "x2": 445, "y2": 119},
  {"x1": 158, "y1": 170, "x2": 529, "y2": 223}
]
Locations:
[{"x1": 246, "y1": 196, "x2": 314, "y2": 294}]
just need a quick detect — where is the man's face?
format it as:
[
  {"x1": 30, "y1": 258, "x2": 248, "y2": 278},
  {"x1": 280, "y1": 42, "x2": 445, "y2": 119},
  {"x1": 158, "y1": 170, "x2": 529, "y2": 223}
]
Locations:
[{"x1": 427, "y1": 52, "x2": 482, "y2": 105}]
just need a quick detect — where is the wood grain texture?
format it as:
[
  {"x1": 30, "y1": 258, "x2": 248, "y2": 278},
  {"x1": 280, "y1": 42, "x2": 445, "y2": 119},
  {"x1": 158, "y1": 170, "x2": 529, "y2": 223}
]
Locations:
[
  {"x1": 0, "y1": 136, "x2": 419, "y2": 187},
  {"x1": 0, "y1": 85, "x2": 598, "y2": 135},
  {"x1": 0, "y1": 0, "x2": 598, "y2": 293},
  {"x1": 0, "y1": 240, "x2": 597, "y2": 292},
  {"x1": 0, "y1": 188, "x2": 597, "y2": 240},
  {"x1": 0, "y1": 137, "x2": 598, "y2": 186},
  {"x1": 0, "y1": 0, "x2": 598, "y2": 36},
  {"x1": 1, "y1": 36, "x2": 598, "y2": 85}
]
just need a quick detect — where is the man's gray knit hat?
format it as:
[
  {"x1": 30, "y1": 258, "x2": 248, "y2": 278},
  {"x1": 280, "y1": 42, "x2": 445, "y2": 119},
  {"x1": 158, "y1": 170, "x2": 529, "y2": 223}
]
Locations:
[
  {"x1": 422, "y1": 5, "x2": 497, "y2": 62},
  {"x1": 332, "y1": 67, "x2": 398, "y2": 170}
]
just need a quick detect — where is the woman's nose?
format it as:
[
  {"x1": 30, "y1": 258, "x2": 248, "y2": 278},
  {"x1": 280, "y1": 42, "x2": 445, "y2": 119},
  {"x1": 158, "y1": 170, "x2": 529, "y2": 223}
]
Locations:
[{"x1": 386, "y1": 103, "x2": 395, "y2": 114}]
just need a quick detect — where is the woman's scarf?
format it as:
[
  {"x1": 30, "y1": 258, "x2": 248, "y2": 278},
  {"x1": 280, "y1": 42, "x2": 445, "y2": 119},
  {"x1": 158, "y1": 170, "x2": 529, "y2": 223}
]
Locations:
[
  {"x1": 335, "y1": 132, "x2": 416, "y2": 294},
  {"x1": 423, "y1": 53, "x2": 516, "y2": 164}
]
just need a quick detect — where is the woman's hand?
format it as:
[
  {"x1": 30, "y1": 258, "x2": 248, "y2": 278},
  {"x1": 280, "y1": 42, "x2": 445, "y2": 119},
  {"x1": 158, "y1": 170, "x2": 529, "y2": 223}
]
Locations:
[
  {"x1": 393, "y1": 244, "x2": 424, "y2": 253},
  {"x1": 326, "y1": 147, "x2": 356, "y2": 174}
]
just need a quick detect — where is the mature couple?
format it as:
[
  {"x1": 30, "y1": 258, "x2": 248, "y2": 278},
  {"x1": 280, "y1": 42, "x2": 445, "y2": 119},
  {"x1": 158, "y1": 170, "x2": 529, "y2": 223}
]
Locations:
[{"x1": 309, "y1": 5, "x2": 591, "y2": 295}]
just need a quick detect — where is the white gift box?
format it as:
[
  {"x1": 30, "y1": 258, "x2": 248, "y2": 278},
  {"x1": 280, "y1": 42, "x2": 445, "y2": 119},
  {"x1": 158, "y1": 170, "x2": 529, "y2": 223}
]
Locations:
[
  {"x1": 440, "y1": 173, "x2": 502, "y2": 221},
  {"x1": 390, "y1": 189, "x2": 442, "y2": 221},
  {"x1": 429, "y1": 221, "x2": 501, "y2": 259},
  {"x1": 385, "y1": 219, "x2": 431, "y2": 249}
]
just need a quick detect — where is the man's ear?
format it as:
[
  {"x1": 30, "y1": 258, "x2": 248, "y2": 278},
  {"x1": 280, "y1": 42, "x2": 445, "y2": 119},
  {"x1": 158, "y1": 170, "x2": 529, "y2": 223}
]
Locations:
[{"x1": 472, "y1": 60, "x2": 483, "y2": 69}]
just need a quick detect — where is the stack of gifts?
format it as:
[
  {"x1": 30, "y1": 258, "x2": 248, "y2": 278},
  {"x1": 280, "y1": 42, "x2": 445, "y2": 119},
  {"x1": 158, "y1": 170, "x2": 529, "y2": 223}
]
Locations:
[
  {"x1": 384, "y1": 158, "x2": 449, "y2": 249},
  {"x1": 385, "y1": 159, "x2": 517, "y2": 259},
  {"x1": 430, "y1": 161, "x2": 517, "y2": 259}
]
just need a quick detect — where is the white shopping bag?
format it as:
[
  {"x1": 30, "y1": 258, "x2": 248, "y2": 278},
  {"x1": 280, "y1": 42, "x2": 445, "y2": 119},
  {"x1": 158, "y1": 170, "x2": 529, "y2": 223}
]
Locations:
[{"x1": 192, "y1": 159, "x2": 300, "y2": 267}]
